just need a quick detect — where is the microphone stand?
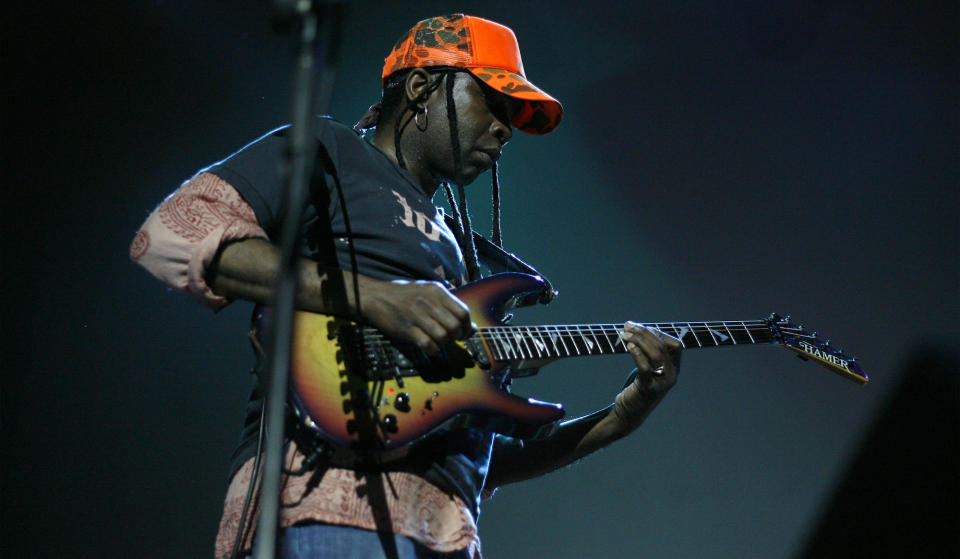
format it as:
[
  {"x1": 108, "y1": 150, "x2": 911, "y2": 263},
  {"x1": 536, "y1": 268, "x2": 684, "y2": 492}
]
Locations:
[{"x1": 254, "y1": 2, "x2": 344, "y2": 558}]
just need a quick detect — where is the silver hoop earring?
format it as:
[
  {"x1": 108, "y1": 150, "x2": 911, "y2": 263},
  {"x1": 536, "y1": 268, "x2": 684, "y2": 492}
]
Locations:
[{"x1": 415, "y1": 106, "x2": 428, "y2": 131}]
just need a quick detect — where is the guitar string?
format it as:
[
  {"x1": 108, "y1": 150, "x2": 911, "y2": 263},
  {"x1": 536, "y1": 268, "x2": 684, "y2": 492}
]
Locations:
[
  {"x1": 361, "y1": 320, "x2": 771, "y2": 335},
  {"x1": 356, "y1": 331, "x2": 836, "y2": 361},
  {"x1": 359, "y1": 321, "x2": 812, "y2": 343},
  {"x1": 359, "y1": 323, "x2": 776, "y2": 344},
  {"x1": 356, "y1": 325, "x2": 848, "y2": 364},
  {"x1": 477, "y1": 324, "x2": 814, "y2": 339},
  {"x1": 358, "y1": 319, "x2": 815, "y2": 337},
  {"x1": 361, "y1": 325, "x2": 823, "y2": 349},
  {"x1": 354, "y1": 321, "x2": 854, "y2": 369}
]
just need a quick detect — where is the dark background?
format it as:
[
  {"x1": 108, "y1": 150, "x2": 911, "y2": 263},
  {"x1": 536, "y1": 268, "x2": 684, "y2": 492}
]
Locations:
[{"x1": 3, "y1": 1, "x2": 957, "y2": 557}]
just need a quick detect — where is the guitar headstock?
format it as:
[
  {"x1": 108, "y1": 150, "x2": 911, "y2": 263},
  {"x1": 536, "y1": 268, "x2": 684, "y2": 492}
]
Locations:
[{"x1": 766, "y1": 314, "x2": 868, "y2": 384}]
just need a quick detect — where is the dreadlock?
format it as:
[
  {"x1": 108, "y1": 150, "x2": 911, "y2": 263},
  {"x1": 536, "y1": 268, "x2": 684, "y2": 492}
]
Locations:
[
  {"x1": 354, "y1": 69, "x2": 506, "y2": 281},
  {"x1": 440, "y1": 73, "x2": 481, "y2": 281},
  {"x1": 491, "y1": 160, "x2": 502, "y2": 247}
]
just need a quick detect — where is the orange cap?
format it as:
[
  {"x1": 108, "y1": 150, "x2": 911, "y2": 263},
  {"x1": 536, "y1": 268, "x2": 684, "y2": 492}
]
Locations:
[{"x1": 382, "y1": 14, "x2": 563, "y2": 135}]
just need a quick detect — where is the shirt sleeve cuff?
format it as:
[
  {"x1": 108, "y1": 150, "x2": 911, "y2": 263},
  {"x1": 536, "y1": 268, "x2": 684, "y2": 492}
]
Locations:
[
  {"x1": 130, "y1": 172, "x2": 268, "y2": 311},
  {"x1": 187, "y1": 218, "x2": 268, "y2": 310}
]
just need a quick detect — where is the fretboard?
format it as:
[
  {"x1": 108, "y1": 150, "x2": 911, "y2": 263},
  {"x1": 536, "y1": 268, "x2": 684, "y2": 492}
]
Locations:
[{"x1": 478, "y1": 320, "x2": 775, "y2": 363}]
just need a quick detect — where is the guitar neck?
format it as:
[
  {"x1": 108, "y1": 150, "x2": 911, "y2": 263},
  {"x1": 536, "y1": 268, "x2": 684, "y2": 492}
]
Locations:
[{"x1": 478, "y1": 320, "x2": 776, "y2": 362}]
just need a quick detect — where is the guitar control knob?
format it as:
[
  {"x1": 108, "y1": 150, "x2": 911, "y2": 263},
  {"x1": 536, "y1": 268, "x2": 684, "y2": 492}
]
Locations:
[
  {"x1": 394, "y1": 392, "x2": 411, "y2": 412},
  {"x1": 381, "y1": 414, "x2": 398, "y2": 433}
]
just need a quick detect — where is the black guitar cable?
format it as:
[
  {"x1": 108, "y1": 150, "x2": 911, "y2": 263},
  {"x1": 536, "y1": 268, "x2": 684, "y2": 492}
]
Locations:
[{"x1": 230, "y1": 399, "x2": 266, "y2": 559}]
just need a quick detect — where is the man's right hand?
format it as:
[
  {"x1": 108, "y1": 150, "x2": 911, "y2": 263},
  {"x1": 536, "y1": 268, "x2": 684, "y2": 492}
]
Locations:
[{"x1": 357, "y1": 277, "x2": 476, "y2": 355}]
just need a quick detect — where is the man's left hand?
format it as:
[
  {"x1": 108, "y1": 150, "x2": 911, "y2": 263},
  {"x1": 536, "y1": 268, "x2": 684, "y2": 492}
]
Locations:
[{"x1": 613, "y1": 321, "x2": 682, "y2": 432}]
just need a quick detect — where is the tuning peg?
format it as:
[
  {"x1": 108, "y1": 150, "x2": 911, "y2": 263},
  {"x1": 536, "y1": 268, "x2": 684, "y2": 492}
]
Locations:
[{"x1": 825, "y1": 339, "x2": 832, "y2": 346}]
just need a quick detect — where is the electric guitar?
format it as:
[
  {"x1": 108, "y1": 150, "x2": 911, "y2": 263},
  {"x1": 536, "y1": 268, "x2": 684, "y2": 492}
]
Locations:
[{"x1": 258, "y1": 273, "x2": 867, "y2": 452}]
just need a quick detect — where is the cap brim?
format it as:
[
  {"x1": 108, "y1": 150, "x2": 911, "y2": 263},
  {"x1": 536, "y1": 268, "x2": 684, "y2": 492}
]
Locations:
[{"x1": 468, "y1": 67, "x2": 563, "y2": 135}]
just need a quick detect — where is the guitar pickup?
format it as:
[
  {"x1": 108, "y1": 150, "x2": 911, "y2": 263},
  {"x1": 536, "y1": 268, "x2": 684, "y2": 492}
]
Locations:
[{"x1": 465, "y1": 338, "x2": 491, "y2": 368}]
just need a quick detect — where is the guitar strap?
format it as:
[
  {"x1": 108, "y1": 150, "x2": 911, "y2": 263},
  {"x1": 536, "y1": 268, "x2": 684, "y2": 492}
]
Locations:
[
  {"x1": 307, "y1": 125, "x2": 359, "y2": 315},
  {"x1": 442, "y1": 213, "x2": 557, "y2": 305}
]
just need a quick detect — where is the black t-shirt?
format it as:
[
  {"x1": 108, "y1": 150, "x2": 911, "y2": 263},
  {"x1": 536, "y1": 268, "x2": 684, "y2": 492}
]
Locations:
[
  {"x1": 206, "y1": 117, "x2": 494, "y2": 519},
  {"x1": 208, "y1": 117, "x2": 467, "y2": 287}
]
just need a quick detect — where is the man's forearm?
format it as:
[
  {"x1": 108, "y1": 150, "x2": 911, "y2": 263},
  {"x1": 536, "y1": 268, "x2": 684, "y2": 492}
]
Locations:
[
  {"x1": 485, "y1": 386, "x2": 667, "y2": 488},
  {"x1": 206, "y1": 237, "x2": 475, "y2": 354},
  {"x1": 207, "y1": 237, "x2": 357, "y2": 316}
]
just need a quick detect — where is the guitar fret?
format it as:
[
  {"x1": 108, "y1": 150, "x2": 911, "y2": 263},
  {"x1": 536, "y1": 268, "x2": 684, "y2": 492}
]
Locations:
[
  {"x1": 497, "y1": 331, "x2": 513, "y2": 360},
  {"x1": 706, "y1": 321, "x2": 734, "y2": 346},
  {"x1": 513, "y1": 329, "x2": 527, "y2": 359},
  {"x1": 741, "y1": 321, "x2": 756, "y2": 344},
  {"x1": 671, "y1": 324, "x2": 688, "y2": 348},
  {"x1": 590, "y1": 326, "x2": 602, "y2": 354},
  {"x1": 657, "y1": 323, "x2": 686, "y2": 348},
  {"x1": 586, "y1": 326, "x2": 603, "y2": 355},
  {"x1": 603, "y1": 326, "x2": 619, "y2": 353},
  {"x1": 615, "y1": 327, "x2": 628, "y2": 352},
  {"x1": 686, "y1": 322, "x2": 703, "y2": 347},
  {"x1": 722, "y1": 322, "x2": 737, "y2": 345},
  {"x1": 576, "y1": 325, "x2": 597, "y2": 355},
  {"x1": 555, "y1": 327, "x2": 571, "y2": 356},
  {"x1": 525, "y1": 327, "x2": 538, "y2": 357},
  {"x1": 728, "y1": 323, "x2": 753, "y2": 345},
  {"x1": 526, "y1": 326, "x2": 547, "y2": 357},
  {"x1": 565, "y1": 327, "x2": 578, "y2": 354},
  {"x1": 540, "y1": 328, "x2": 558, "y2": 358},
  {"x1": 509, "y1": 332, "x2": 522, "y2": 357},
  {"x1": 672, "y1": 323, "x2": 690, "y2": 348},
  {"x1": 495, "y1": 330, "x2": 511, "y2": 359},
  {"x1": 520, "y1": 329, "x2": 537, "y2": 358},
  {"x1": 545, "y1": 326, "x2": 561, "y2": 357},
  {"x1": 701, "y1": 322, "x2": 720, "y2": 346},
  {"x1": 486, "y1": 331, "x2": 497, "y2": 360},
  {"x1": 510, "y1": 330, "x2": 526, "y2": 359},
  {"x1": 525, "y1": 330, "x2": 536, "y2": 357},
  {"x1": 564, "y1": 327, "x2": 583, "y2": 356},
  {"x1": 555, "y1": 326, "x2": 572, "y2": 357},
  {"x1": 543, "y1": 328, "x2": 556, "y2": 356},
  {"x1": 486, "y1": 332, "x2": 499, "y2": 360}
]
